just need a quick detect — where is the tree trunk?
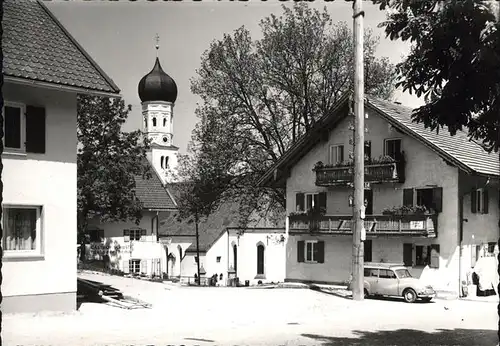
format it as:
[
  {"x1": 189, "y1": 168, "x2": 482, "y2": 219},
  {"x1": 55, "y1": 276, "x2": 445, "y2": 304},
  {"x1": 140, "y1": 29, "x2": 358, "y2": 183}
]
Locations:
[{"x1": 195, "y1": 212, "x2": 201, "y2": 286}]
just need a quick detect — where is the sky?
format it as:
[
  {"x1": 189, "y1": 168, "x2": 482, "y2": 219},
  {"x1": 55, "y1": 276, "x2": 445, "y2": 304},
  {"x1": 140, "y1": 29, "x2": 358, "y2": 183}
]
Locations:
[{"x1": 47, "y1": 0, "x2": 423, "y2": 155}]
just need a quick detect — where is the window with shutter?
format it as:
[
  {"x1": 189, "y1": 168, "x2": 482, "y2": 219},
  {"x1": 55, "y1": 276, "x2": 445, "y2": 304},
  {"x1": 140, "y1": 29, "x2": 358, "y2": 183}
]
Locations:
[
  {"x1": 429, "y1": 244, "x2": 440, "y2": 268},
  {"x1": 123, "y1": 230, "x2": 130, "y2": 242},
  {"x1": 25, "y1": 106, "x2": 46, "y2": 154},
  {"x1": 123, "y1": 260, "x2": 130, "y2": 274},
  {"x1": 140, "y1": 260, "x2": 148, "y2": 274},
  {"x1": 297, "y1": 240, "x2": 305, "y2": 262}
]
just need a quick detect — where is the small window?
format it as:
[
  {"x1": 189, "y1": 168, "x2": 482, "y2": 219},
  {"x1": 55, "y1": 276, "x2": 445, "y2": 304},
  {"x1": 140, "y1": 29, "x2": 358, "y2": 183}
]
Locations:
[
  {"x1": 144, "y1": 117, "x2": 147, "y2": 129},
  {"x1": 161, "y1": 156, "x2": 164, "y2": 169},
  {"x1": 415, "y1": 245, "x2": 430, "y2": 266},
  {"x1": 384, "y1": 138, "x2": 402, "y2": 160},
  {"x1": 163, "y1": 118, "x2": 167, "y2": 127},
  {"x1": 305, "y1": 193, "x2": 319, "y2": 212},
  {"x1": 152, "y1": 117, "x2": 157, "y2": 127},
  {"x1": 165, "y1": 156, "x2": 169, "y2": 169},
  {"x1": 88, "y1": 229, "x2": 104, "y2": 243},
  {"x1": 257, "y1": 244, "x2": 265, "y2": 275},
  {"x1": 129, "y1": 259, "x2": 141, "y2": 274},
  {"x1": 195, "y1": 256, "x2": 199, "y2": 263},
  {"x1": 2, "y1": 205, "x2": 43, "y2": 256},
  {"x1": 216, "y1": 256, "x2": 221, "y2": 263},
  {"x1": 329, "y1": 145, "x2": 344, "y2": 165},
  {"x1": 488, "y1": 242, "x2": 496, "y2": 254},
  {"x1": 124, "y1": 229, "x2": 145, "y2": 242}
]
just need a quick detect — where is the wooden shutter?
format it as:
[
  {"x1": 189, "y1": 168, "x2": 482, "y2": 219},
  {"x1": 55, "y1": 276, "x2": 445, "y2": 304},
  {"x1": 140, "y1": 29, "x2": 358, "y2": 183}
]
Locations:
[
  {"x1": 364, "y1": 239, "x2": 372, "y2": 262},
  {"x1": 316, "y1": 241, "x2": 325, "y2": 263},
  {"x1": 471, "y1": 189, "x2": 477, "y2": 213},
  {"x1": 123, "y1": 260, "x2": 130, "y2": 274},
  {"x1": 403, "y1": 243, "x2": 413, "y2": 266},
  {"x1": 432, "y1": 187, "x2": 443, "y2": 212},
  {"x1": 483, "y1": 189, "x2": 489, "y2": 214},
  {"x1": 403, "y1": 189, "x2": 414, "y2": 206},
  {"x1": 123, "y1": 229, "x2": 130, "y2": 242},
  {"x1": 297, "y1": 240, "x2": 305, "y2": 263},
  {"x1": 430, "y1": 244, "x2": 440, "y2": 268},
  {"x1": 140, "y1": 260, "x2": 147, "y2": 274},
  {"x1": 318, "y1": 192, "x2": 327, "y2": 212},
  {"x1": 339, "y1": 145, "x2": 344, "y2": 162},
  {"x1": 25, "y1": 106, "x2": 46, "y2": 153},
  {"x1": 296, "y1": 193, "x2": 305, "y2": 212}
]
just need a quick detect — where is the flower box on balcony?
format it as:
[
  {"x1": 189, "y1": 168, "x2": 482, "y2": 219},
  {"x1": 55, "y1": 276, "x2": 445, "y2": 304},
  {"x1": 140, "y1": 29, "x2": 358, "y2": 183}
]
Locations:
[{"x1": 313, "y1": 154, "x2": 406, "y2": 187}]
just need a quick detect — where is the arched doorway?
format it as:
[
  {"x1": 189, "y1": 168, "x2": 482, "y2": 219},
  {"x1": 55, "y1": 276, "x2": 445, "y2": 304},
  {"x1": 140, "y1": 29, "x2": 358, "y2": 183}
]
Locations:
[
  {"x1": 257, "y1": 243, "x2": 265, "y2": 276},
  {"x1": 233, "y1": 244, "x2": 238, "y2": 277}
]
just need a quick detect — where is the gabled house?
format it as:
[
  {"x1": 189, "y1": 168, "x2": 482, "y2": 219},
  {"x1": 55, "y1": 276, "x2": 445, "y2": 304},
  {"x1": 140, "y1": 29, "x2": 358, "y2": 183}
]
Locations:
[
  {"x1": 159, "y1": 196, "x2": 286, "y2": 286},
  {"x1": 259, "y1": 93, "x2": 499, "y2": 297},
  {"x1": 2, "y1": 0, "x2": 120, "y2": 313},
  {"x1": 84, "y1": 160, "x2": 177, "y2": 277}
]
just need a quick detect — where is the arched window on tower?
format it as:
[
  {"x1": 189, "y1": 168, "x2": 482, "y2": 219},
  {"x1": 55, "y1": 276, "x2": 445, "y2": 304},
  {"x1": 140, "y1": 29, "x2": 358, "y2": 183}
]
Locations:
[
  {"x1": 165, "y1": 156, "x2": 169, "y2": 169},
  {"x1": 163, "y1": 118, "x2": 167, "y2": 127},
  {"x1": 160, "y1": 156, "x2": 164, "y2": 169},
  {"x1": 152, "y1": 117, "x2": 157, "y2": 127},
  {"x1": 144, "y1": 118, "x2": 147, "y2": 129}
]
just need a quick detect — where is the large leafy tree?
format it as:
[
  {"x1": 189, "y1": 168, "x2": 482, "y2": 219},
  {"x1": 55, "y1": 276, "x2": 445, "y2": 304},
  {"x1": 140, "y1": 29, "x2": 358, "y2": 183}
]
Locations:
[
  {"x1": 189, "y1": 3, "x2": 396, "y2": 215},
  {"x1": 77, "y1": 95, "x2": 150, "y2": 241},
  {"x1": 373, "y1": 0, "x2": 500, "y2": 152}
]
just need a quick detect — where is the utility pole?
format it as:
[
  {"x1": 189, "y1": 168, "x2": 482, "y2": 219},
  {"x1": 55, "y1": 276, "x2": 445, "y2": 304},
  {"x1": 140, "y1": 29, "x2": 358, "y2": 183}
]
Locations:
[{"x1": 351, "y1": 0, "x2": 365, "y2": 301}]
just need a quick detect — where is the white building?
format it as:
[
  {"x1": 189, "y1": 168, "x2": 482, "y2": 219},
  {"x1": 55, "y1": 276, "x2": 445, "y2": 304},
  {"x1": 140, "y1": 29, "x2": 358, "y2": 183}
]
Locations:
[
  {"x1": 85, "y1": 47, "x2": 179, "y2": 277},
  {"x1": 160, "y1": 199, "x2": 287, "y2": 286},
  {"x1": 259, "y1": 92, "x2": 499, "y2": 297},
  {"x1": 2, "y1": 0, "x2": 120, "y2": 313}
]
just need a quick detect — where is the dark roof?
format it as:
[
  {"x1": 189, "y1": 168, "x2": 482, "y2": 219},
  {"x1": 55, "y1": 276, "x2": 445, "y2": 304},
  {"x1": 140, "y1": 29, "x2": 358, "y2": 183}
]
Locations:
[
  {"x1": 367, "y1": 97, "x2": 499, "y2": 176},
  {"x1": 259, "y1": 93, "x2": 499, "y2": 186},
  {"x1": 3, "y1": 0, "x2": 120, "y2": 95},
  {"x1": 134, "y1": 163, "x2": 177, "y2": 211},
  {"x1": 138, "y1": 57, "x2": 178, "y2": 103},
  {"x1": 159, "y1": 200, "x2": 242, "y2": 252}
]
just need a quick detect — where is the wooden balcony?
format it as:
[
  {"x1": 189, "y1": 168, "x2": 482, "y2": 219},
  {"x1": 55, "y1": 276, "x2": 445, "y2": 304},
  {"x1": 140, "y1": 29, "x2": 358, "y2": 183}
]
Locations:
[
  {"x1": 314, "y1": 161, "x2": 405, "y2": 187},
  {"x1": 289, "y1": 214, "x2": 437, "y2": 238}
]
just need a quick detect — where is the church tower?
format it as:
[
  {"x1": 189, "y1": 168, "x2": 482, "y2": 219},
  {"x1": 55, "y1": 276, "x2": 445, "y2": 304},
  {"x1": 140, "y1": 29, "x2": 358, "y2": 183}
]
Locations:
[{"x1": 138, "y1": 37, "x2": 179, "y2": 184}]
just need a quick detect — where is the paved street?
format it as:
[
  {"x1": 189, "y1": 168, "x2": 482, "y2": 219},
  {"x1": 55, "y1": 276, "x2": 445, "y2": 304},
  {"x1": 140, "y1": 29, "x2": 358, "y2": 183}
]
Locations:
[{"x1": 4, "y1": 272, "x2": 498, "y2": 346}]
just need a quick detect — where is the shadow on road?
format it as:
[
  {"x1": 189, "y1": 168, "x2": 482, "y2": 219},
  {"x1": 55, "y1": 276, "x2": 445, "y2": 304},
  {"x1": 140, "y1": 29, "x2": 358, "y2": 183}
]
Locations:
[{"x1": 302, "y1": 328, "x2": 497, "y2": 345}]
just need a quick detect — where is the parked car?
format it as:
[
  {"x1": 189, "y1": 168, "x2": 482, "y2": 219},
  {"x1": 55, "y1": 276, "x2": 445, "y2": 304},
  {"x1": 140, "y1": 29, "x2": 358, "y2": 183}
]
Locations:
[{"x1": 348, "y1": 262, "x2": 436, "y2": 303}]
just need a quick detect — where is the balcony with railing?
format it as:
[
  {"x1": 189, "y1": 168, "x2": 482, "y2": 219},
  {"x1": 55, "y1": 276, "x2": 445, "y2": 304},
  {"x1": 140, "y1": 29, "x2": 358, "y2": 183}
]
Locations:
[
  {"x1": 288, "y1": 213, "x2": 437, "y2": 238},
  {"x1": 314, "y1": 155, "x2": 406, "y2": 187}
]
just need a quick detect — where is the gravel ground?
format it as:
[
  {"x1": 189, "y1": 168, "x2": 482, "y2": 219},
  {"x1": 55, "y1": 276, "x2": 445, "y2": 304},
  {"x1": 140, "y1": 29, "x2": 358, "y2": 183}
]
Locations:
[{"x1": 3, "y1": 272, "x2": 499, "y2": 346}]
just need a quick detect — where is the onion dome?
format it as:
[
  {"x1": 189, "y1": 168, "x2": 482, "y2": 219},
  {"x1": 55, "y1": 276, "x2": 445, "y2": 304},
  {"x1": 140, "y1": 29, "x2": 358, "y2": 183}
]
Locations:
[{"x1": 138, "y1": 58, "x2": 178, "y2": 103}]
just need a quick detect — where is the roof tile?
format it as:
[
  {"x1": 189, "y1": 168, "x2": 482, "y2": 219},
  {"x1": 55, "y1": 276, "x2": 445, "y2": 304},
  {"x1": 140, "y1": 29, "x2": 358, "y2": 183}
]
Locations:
[{"x1": 3, "y1": 0, "x2": 120, "y2": 94}]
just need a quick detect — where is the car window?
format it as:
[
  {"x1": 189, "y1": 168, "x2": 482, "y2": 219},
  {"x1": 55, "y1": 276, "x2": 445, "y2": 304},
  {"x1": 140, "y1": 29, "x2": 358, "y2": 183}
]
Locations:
[
  {"x1": 395, "y1": 269, "x2": 412, "y2": 278},
  {"x1": 379, "y1": 269, "x2": 396, "y2": 279},
  {"x1": 364, "y1": 268, "x2": 378, "y2": 277}
]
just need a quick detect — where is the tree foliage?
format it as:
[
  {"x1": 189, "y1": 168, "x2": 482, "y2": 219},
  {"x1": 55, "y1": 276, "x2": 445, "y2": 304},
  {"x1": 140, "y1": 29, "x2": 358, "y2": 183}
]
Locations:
[
  {"x1": 77, "y1": 95, "x2": 151, "y2": 237},
  {"x1": 373, "y1": 0, "x2": 500, "y2": 152},
  {"x1": 188, "y1": 3, "x2": 396, "y2": 215}
]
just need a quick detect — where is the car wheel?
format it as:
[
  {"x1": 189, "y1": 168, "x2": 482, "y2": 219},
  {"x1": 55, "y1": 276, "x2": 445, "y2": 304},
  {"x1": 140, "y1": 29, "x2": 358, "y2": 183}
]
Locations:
[
  {"x1": 403, "y1": 288, "x2": 417, "y2": 303},
  {"x1": 421, "y1": 297, "x2": 432, "y2": 303},
  {"x1": 364, "y1": 289, "x2": 369, "y2": 299}
]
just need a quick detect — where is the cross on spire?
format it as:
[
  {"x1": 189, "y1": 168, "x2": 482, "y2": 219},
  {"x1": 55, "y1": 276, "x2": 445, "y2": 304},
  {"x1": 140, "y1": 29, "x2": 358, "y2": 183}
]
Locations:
[{"x1": 155, "y1": 33, "x2": 160, "y2": 56}]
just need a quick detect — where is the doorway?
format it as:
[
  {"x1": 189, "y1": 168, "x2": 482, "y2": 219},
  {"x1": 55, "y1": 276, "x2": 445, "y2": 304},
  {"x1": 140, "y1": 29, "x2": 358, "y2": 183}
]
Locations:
[{"x1": 233, "y1": 244, "x2": 238, "y2": 276}]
